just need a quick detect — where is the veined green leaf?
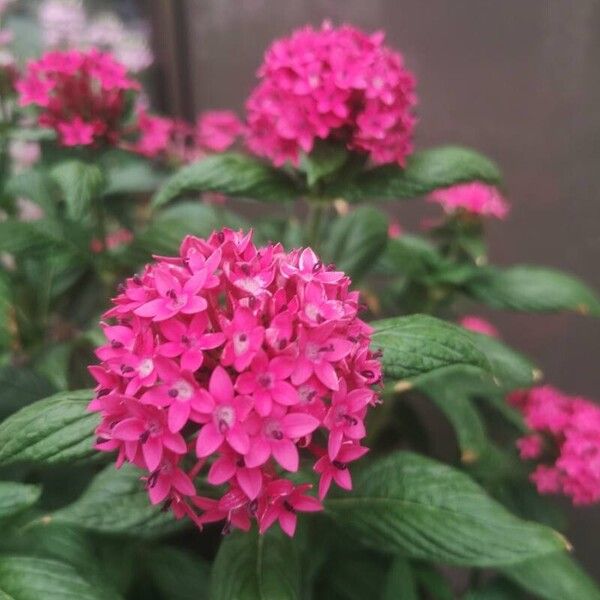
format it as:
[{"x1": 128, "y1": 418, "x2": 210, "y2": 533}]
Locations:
[
  {"x1": 211, "y1": 528, "x2": 300, "y2": 600},
  {"x1": 322, "y1": 146, "x2": 502, "y2": 202},
  {"x1": 50, "y1": 160, "x2": 105, "y2": 220},
  {"x1": 503, "y1": 551, "x2": 600, "y2": 600},
  {"x1": 152, "y1": 153, "x2": 301, "y2": 208},
  {"x1": 325, "y1": 452, "x2": 566, "y2": 566},
  {"x1": 466, "y1": 265, "x2": 600, "y2": 316},
  {"x1": 0, "y1": 482, "x2": 41, "y2": 522},
  {"x1": 322, "y1": 206, "x2": 388, "y2": 283},
  {"x1": 0, "y1": 556, "x2": 121, "y2": 600},
  {"x1": 0, "y1": 389, "x2": 97, "y2": 467},
  {"x1": 371, "y1": 315, "x2": 490, "y2": 382},
  {"x1": 48, "y1": 463, "x2": 180, "y2": 537}
]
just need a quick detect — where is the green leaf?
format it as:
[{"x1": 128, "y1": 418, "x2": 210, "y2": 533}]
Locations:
[
  {"x1": 0, "y1": 366, "x2": 56, "y2": 420},
  {"x1": 415, "y1": 366, "x2": 489, "y2": 463},
  {"x1": 463, "y1": 579, "x2": 526, "y2": 600},
  {"x1": 50, "y1": 161, "x2": 105, "y2": 220},
  {"x1": 0, "y1": 389, "x2": 97, "y2": 467},
  {"x1": 325, "y1": 452, "x2": 566, "y2": 566},
  {"x1": 314, "y1": 552, "x2": 387, "y2": 600},
  {"x1": 0, "y1": 556, "x2": 120, "y2": 600},
  {"x1": 503, "y1": 551, "x2": 600, "y2": 600},
  {"x1": 371, "y1": 315, "x2": 490, "y2": 382},
  {"x1": 0, "y1": 219, "x2": 89, "y2": 259},
  {"x1": 380, "y1": 234, "x2": 442, "y2": 278},
  {"x1": 0, "y1": 482, "x2": 41, "y2": 522},
  {"x1": 300, "y1": 141, "x2": 349, "y2": 188},
  {"x1": 322, "y1": 206, "x2": 388, "y2": 282},
  {"x1": 4, "y1": 168, "x2": 60, "y2": 216},
  {"x1": 33, "y1": 343, "x2": 73, "y2": 391},
  {"x1": 100, "y1": 150, "x2": 165, "y2": 196},
  {"x1": 322, "y1": 146, "x2": 502, "y2": 202},
  {"x1": 48, "y1": 463, "x2": 179, "y2": 537},
  {"x1": 130, "y1": 202, "x2": 248, "y2": 260},
  {"x1": 381, "y1": 557, "x2": 417, "y2": 600},
  {"x1": 152, "y1": 153, "x2": 302, "y2": 208},
  {"x1": 463, "y1": 329, "x2": 537, "y2": 391},
  {"x1": 144, "y1": 546, "x2": 211, "y2": 600},
  {"x1": 466, "y1": 266, "x2": 600, "y2": 316},
  {"x1": 211, "y1": 528, "x2": 300, "y2": 600}
]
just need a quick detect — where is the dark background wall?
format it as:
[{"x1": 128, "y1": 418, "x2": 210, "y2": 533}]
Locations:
[{"x1": 146, "y1": 0, "x2": 600, "y2": 578}]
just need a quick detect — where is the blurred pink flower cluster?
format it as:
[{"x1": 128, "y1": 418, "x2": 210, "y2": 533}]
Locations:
[
  {"x1": 509, "y1": 385, "x2": 600, "y2": 505},
  {"x1": 245, "y1": 21, "x2": 417, "y2": 167},
  {"x1": 428, "y1": 182, "x2": 510, "y2": 219},
  {"x1": 134, "y1": 109, "x2": 244, "y2": 163},
  {"x1": 17, "y1": 49, "x2": 139, "y2": 146},
  {"x1": 89, "y1": 229, "x2": 381, "y2": 536},
  {"x1": 38, "y1": 0, "x2": 152, "y2": 73}
]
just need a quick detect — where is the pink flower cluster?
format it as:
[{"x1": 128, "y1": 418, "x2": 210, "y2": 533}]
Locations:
[
  {"x1": 16, "y1": 49, "x2": 138, "y2": 146},
  {"x1": 134, "y1": 109, "x2": 243, "y2": 162},
  {"x1": 428, "y1": 182, "x2": 510, "y2": 219},
  {"x1": 245, "y1": 22, "x2": 417, "y2": 167},
  {"x1": 89, "y1": 229, "x2": 381, "y2": 536},
  {"x1": 509, "y1": 385, "x2": 600, "y2": 505}
]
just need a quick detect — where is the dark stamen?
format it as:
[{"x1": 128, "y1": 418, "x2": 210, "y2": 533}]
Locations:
[
  {"x1": 111, "y1": 340, "x2": 123, "y2": 349},
  {"x1": 139, "y1": 430, "x2": 150, "y2": 444},
  {"x1": 168, "y1": 388, "x2": 179, "y2": 398},
  {"x1": 271, "y1": 430, "x2": 283, "y2": 440},
  {"x1": 97, "y1": 388, "x2": 110, "y2": 398},
  {"x1": 333, "y1": 460, "x2": 347, "y2": 470},
  {"x1": 283, "y1": 500, "x2": 296, "y2": 513}
]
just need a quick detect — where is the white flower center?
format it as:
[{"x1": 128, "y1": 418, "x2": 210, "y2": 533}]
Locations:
[{"x1": 137, "y1": 358, "x2": 154, "y2": 378}]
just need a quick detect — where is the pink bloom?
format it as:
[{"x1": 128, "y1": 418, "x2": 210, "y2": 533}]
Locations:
[
  {"x1": 89, "y1": 229, "x2": 381, "y2": 534},
  {"x1": 134, "y1": 266, "x2": 209, "y2": 321},
  {"x1": 460, "y1": 316, "x2": 499, "y2": 338},
  {"x1": 511, "y1": 386, "x2": 600, "y2": 505},
  {"x1": 159, "y1": 313, "x2": 225, "y2": 372},
  {"x1": 134, "y1": 109, "x2": 173, "y2": 157},
  {"x1": 221, "y1": 307, "x2": 265, "y2": 372},
  {"x1": 292, "y1": 323, "x2": 354, "y2": 390},
  {"x1": 324, "y1": 380, "x2": 372, "y2": 459},
  {"x1": 196, "y1": 110, "x2": 244, "y2": 152},
  {"x1": 16, "y1": 49, "x2": 138, "y2": 147},
  {"x1": 314, "y1": 443, "x2": 369, "y2": 500},
  {"x1": 387, "y1": 220, "x2": 403, "y2": 239},
  {"x1": 258, "y1": 480, "x2": 322, "y2": 536},
  {"x1": 516, "y1": 434, "x2": 543, "y2": 460},
  {"x1": 236, "y1": 352, "x2": 297, "y2": 416},
  {"x1": 195, "y1": 366, "x2": 253, "y2": 456},
  {"x1": 429, "y1": 182, "x2": 510, "y2": 219},
  {"x1": 244, "y1": 410, "x2": 320, "y2": 472},
  {"x1": 143, "y1": 453, "x2": 196, "y2": 505},
  {"x1": 245, "y1": 22, "x2": 417, "y2": 166},
  {"x1": 110, "y1": 400, "x2": 187, "y2": 470}
]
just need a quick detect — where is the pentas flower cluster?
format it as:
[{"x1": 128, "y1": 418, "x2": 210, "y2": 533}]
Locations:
[
  {"x1": 429, "y1": 182, "x2": 510, "y2": 219},
  {"x1": 509, "y1": 386, "x2": 600, "y2": 505},
  {"x1": 16, "y1": 48, "x2": 138, "y2": 146},
  {"x1": 89, "y1": 229, "x2": 381, "y2": 536},
  {"x1": 245, "y1": 22, "x2": 417, "y2": 167}
]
